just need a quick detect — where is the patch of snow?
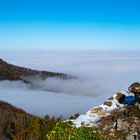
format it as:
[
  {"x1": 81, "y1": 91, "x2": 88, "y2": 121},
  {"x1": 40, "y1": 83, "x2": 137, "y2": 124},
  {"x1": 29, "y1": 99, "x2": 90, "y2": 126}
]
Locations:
[
  {"x1": 72, "y1": 91, "x2": 135, "y2": 127},
  {"x1": 73, "y1": 114, "x2": 100, "y2": 127}
]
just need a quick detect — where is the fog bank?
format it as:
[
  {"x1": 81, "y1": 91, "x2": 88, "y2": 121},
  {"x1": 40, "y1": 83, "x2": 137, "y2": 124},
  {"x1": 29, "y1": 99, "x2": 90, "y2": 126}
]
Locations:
[{"x1": 0, "y1": 50, "x2": 140, "y2": 118}]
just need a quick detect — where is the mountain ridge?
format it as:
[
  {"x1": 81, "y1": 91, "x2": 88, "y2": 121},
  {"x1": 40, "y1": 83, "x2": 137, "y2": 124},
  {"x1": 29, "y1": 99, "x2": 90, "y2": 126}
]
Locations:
[{"x1": 0, "y1": 58, "x2": 71, "y2": 83}]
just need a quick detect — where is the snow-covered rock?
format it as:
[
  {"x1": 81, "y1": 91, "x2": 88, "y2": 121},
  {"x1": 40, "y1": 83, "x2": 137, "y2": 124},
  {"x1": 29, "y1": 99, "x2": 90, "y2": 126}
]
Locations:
[{"x1": 72, "y1": 91, "x2": 135, "y2": 127}]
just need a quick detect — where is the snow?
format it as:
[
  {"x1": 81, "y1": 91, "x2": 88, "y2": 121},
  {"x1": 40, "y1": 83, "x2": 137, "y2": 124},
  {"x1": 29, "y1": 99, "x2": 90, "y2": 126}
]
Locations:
[
  {"x1": 72, "y1": 91, "x2": 135, "y2": 127},
  {"x1": 74, "y1": 114, "x2": 100, "y2": 127}
]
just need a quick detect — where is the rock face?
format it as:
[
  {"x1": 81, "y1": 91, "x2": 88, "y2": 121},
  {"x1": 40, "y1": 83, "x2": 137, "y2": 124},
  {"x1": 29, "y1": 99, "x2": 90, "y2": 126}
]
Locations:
[
  {"x1": 128, "y1": 82, "x2": 140, "y2": 93},
  {"x1": 97, "y1": 105, "x2": 140, "y2": 140},
  {"x1": 115, "y1": 92, "x2": 126, "y2": 103},
  {"x1": 0, "y1": 58, "x2": 71, "y2": 82},
  {"x1": 128, "y1": 82, "x2": 140, "y2": 104},
  {"x1": 104, "y1": 101, "x2": 112, "y2": 106},
  {"x1": 91, "y1": 107, "x2": 107, "y2": 116}
]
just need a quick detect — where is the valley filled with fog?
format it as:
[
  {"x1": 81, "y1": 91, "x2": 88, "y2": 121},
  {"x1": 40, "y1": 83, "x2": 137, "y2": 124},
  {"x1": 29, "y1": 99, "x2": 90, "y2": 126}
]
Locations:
[{"x1": 0, "y1": 49, "x2": 140, "y2": 118}]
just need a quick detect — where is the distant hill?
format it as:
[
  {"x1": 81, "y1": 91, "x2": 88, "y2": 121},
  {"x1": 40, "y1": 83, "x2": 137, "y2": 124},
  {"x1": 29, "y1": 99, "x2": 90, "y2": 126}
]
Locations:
[{"x1": 0, "y1": 58, "x2": 71, "y2": 82}]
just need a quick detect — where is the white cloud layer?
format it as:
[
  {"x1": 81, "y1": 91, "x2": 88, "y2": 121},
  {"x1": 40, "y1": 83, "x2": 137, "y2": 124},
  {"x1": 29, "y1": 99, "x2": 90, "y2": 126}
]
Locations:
[{"x1": 0, "y1": 49, "x2": 140, "y2": 118}]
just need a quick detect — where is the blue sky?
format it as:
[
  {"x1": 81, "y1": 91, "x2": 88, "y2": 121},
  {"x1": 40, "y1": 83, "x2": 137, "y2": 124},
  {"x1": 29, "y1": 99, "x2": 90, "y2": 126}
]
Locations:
[{"x1": 0, "y1": 0, "x2": 140, "y2": 50}]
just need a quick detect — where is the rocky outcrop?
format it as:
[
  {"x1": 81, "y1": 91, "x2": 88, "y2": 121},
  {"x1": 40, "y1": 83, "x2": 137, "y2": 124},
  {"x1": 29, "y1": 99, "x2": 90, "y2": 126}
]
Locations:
[
  {"x1": 72, "y1": 82, "x2": 140, "y2": 139},
  {"x1": 91, "y1": 107, "x2": 107, "y2": 116},
  {"x1": 128, "y1": 82, "x2": 140, "y2": 106},
  {"x1": 104, "y1": 101, "x2": 112, "y2": 107},
  {"x1": 128, "y1": 82, "x2": 140, "y2": 93},
  {"x1": 97, "y1": 105, "x2": 140, "y2": 140},
  {"x1": 115, "y1": 92, "x2": 126, "y2": 103}
]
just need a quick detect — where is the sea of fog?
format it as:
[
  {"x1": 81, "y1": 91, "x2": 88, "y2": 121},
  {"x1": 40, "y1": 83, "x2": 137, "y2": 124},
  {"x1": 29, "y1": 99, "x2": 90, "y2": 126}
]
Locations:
[{"x1": 0, "y1": 49, "x2": 140, "y2": 119}]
